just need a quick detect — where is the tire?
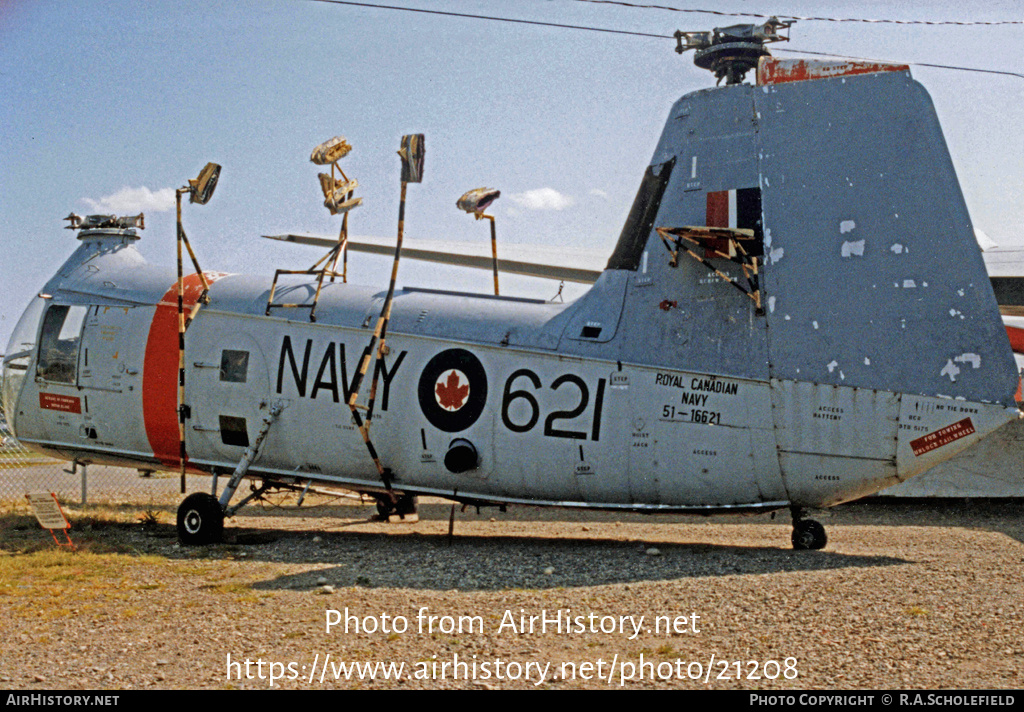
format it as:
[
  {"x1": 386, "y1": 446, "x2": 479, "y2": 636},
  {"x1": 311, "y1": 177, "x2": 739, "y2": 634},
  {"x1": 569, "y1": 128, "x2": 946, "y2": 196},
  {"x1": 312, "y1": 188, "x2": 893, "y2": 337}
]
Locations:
[
  {"x1": 177, "y1": 492, "x2": 224, "y2": 545},
  {"x1": 395, "y1": 493, "x2": 418, "y2": 516},
  {"x1": 375, "y1": 493, "x2": 417, "y2": 518},
  {"x1": 791, "y1": 519, "x2": 827, "y2": 550}
]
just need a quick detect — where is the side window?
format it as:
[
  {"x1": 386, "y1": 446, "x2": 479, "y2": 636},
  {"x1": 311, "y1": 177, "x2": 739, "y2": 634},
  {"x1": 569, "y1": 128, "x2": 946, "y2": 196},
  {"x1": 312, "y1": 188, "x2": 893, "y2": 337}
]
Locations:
[
  {"x1": 219, "y1": 350, "x2": 250, "y2": 383},
  {"x1": 36, "y1": 305, "x2": 87, "y2": 384},
  {"x1": 219, "y1": 415, "x2": 250, "y2": 447}
]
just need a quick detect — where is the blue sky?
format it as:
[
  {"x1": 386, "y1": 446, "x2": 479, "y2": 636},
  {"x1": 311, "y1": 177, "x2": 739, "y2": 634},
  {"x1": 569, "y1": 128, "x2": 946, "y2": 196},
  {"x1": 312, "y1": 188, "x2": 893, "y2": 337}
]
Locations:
[{"x1": 1, "y1": 0, "x2": 1021, "y2": 347}]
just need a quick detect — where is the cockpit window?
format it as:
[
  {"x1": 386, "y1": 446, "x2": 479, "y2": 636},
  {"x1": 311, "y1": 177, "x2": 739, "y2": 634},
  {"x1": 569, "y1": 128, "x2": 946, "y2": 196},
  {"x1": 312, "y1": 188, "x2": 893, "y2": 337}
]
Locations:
[{"x1": 36, "y1": 305, "x2": 87, "y2": 384}]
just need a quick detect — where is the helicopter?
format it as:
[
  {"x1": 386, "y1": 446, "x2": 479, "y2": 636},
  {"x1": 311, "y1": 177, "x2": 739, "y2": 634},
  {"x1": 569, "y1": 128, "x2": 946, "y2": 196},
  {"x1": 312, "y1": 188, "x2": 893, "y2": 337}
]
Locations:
[{"x1": 1, "y1": 19, "x2": 1018, "y2": 550}]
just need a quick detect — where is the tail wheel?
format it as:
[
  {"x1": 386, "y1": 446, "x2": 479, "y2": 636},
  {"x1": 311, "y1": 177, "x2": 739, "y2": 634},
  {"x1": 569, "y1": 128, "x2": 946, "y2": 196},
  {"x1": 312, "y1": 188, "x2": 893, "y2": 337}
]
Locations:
[
  {"x1": 177, "y1": 492, "x2": 224, "y2": 545},
  {"x1": 375, "y1": 494, "x2": 417, "y2": 515},
  {"x1": 791, "y1": 519, "x2": 827, "y2": 550}
]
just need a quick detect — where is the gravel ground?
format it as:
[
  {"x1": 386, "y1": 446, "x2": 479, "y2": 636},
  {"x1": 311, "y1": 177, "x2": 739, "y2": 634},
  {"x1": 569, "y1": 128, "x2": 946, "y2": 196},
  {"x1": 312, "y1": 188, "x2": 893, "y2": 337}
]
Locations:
[{"x1": 1, "y1": 495, "x2": 1022, "y2": 690}]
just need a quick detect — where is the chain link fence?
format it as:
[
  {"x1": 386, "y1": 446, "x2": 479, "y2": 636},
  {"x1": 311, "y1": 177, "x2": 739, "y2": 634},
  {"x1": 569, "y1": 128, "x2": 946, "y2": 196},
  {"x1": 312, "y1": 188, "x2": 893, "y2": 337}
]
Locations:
[{"x1": 0, "y1": 399, "x2": 182, "y2": 505}]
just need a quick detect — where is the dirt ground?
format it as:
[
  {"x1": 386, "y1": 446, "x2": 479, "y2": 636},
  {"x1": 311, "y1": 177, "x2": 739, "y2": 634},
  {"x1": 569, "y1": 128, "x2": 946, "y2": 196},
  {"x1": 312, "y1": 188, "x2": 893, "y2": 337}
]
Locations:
[{"x1": 1, "y1": 494, "x2": 1022, "y2": 690}]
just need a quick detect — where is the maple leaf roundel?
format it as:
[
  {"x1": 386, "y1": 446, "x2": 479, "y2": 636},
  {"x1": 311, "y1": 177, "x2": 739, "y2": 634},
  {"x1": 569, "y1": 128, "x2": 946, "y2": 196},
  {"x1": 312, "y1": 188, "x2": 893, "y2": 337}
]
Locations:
[
  {"x1": 435, "y1": 369, "x2": 470, "y2": 411},
  {"x1": 417, "y1": 349, "x2": 488, "y2": 432}
]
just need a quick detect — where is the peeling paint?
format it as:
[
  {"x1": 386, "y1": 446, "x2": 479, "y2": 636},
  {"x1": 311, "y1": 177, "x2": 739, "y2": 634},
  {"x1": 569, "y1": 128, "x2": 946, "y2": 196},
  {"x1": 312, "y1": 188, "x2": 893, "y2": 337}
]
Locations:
[
  {"x1": 813, "y1": 321, "x2": 819, "y2": 330},
  {"x1": 957, "y1": 289, "x2": 965, "y2": 297},
  {"x1": 784, "y1": 314, "x2": 791, "y2": 320},
  {"x1": 840, "y1": 220, "x2": 856, "y2": 234},
  {"x1": 827, "y1": 360, "x2": 838, "y2": 373},
  {"x1": 954, "y1": 353, "x2": 982, "y2": 369},
  {"x1": 768, "y1": 296, "x2": 776, "y2": 313},
  {"x1": 864, "y1": 357, "x2": 871, "y2": 365},
  {"x1": 841, "y1": 240, "x2": 865, "y2": 257},
  {"x1": 939, "y1": 354, "x2": 982, "y2": 383},
  {"x1": 758, "y1": 58, "x2": 909, "y2": 87},
  {"x1": 903, "y1": 279, "x2": 917, "y2": 288},
  {"x1": 941, "y1": 360, "x2": 961, "y2": 381},
  {"x1": 890, "y1": 243, "x2": 904, "y2": 254},
  {"x1": 769, "y1": 246, "x2": 784, "y2": 263}
]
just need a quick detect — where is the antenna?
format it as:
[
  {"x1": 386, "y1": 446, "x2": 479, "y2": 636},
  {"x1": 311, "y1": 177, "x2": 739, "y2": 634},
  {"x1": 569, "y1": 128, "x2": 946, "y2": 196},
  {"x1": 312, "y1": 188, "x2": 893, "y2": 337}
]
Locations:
[{"x1": 674, "y1": 17, "x2": 794, "y2": 85}]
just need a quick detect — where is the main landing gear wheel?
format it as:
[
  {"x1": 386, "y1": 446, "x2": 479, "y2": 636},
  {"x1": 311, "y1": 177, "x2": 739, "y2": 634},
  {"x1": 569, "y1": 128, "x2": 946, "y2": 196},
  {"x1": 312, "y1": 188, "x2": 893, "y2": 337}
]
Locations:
[
  {"x1": 177, "y1": 492, "x2": 225, "y2": 545},
  {"x1": 791, "y1": 518, "x2": 827, "y2": 550},
  {"x1": 373, "y1": 493, "x2": 419, "y2": 522}
]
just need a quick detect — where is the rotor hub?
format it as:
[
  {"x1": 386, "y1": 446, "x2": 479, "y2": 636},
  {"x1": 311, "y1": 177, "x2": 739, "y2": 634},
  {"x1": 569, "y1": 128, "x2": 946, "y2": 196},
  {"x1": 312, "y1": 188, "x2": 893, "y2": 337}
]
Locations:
[{"x1": 675, "y1": 17, "x2": 794, "y2": 85}]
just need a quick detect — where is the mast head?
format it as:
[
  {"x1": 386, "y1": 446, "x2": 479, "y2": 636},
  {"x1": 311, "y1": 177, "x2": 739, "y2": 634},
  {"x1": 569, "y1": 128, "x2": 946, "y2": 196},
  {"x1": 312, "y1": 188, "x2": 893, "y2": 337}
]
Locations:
[{"x1": 675, "y1": 17, "x2": 793, "y2": 85}]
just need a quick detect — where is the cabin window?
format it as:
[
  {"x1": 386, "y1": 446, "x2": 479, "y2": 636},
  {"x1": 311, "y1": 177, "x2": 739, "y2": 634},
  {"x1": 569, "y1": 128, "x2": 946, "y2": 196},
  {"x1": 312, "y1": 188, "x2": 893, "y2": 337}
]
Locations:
[
  {"x1": 219, "y1": 415, "x2": 250, "y2": 447},
  {"x1": 219, "y1": 350, "x2": 250, "y2": 383},
  {"x1": 36, "y1": 305, "x2": 87, "y2": 384}
]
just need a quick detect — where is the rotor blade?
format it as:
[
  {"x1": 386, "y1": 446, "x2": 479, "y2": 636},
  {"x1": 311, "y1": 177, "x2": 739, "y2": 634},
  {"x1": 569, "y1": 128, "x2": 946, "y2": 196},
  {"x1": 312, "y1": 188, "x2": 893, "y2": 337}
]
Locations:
[{"x1": 263, "y1": 233, "x2": 603, "y2": 284}]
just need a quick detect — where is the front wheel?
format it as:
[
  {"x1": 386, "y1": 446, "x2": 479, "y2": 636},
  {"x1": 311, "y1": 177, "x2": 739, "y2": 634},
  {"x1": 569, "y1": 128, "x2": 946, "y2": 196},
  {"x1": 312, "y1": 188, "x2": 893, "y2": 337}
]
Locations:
[
  {"x1": 177, "y1": 493, "x2": 224, "y2": 545},
  {"x1": 791, "y1": 519, "x2": 827, "y2": 550}
]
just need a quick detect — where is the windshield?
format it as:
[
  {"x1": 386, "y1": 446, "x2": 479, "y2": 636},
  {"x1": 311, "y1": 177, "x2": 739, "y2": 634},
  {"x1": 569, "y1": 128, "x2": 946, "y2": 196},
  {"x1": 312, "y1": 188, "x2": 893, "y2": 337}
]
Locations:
[{"x1": 1, "y1": 297, "x2": 47, "y2": 438}]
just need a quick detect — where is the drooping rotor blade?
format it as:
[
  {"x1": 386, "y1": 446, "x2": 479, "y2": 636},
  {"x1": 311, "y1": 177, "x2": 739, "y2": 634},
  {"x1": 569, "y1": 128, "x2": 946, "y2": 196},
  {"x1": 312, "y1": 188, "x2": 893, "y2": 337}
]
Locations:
[{"x1": 262, "y1": 233, "x2": 603, "y2": 284}]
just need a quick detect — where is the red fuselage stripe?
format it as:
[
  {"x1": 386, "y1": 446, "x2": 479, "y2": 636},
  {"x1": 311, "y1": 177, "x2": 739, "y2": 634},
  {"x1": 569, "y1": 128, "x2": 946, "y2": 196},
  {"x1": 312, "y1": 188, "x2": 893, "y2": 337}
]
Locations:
[
  {"x1": 1006, "y1": 325, "x2": 1024, "y2": 355},
  {"x1": 142, "y1": 275, "x2": 206, "y2": 467}
]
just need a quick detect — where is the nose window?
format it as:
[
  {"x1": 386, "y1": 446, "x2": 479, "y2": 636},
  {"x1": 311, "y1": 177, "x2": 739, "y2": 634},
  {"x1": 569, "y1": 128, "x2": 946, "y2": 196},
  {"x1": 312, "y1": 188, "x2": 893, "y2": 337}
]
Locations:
[{"x1": 36, "y1": 305, "x2": 87, "y2": 384}]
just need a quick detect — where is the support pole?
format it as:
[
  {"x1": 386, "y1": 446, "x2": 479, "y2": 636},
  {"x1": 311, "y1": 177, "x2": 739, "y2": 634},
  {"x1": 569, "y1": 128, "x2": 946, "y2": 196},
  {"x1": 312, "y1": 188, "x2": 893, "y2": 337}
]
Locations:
[
  {"x1": 347, "y1": 133, "x2": 422, "y2": 490},
  {"x1": 176, "y1": 189, "x2": 188, "y2": 493},
  {"x1": 486, "y1": 214, "x2": 499, "y2": 295},
  {"x1": 346, "y1": 180, "x2": 408, "y2": 487}
]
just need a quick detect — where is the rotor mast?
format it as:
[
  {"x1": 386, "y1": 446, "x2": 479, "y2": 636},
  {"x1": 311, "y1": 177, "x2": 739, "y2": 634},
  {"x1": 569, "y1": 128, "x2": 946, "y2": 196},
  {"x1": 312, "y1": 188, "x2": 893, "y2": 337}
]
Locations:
[{"x1": 674, "y1": 17, "x2": 794, "y2": 85}]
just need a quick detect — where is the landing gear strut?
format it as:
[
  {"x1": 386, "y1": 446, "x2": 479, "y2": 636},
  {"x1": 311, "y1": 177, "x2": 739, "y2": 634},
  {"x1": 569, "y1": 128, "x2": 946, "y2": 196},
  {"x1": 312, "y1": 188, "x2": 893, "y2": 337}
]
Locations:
[
  {"x1": 790, "y1": 507, "x2": 827, "y2": 550},
  {"x1": 176, "y1": 401, "x2": 286, "y2": 545}
]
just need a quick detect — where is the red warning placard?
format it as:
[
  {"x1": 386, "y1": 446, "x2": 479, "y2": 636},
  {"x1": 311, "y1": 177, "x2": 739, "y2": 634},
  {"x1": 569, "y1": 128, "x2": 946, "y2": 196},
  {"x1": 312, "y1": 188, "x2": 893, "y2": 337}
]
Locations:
[
  {"x1": 39, "y1": 393, "x2": 82, "y2": 413},
  {"x1": 910, "y1": 417, "x2": 975, "y2": 457}
]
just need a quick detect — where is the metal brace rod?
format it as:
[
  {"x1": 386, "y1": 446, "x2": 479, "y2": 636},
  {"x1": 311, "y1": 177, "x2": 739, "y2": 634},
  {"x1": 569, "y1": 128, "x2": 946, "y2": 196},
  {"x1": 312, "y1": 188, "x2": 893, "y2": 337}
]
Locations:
[
  {"x1": 218, "y1": 401, "x2": 286, "y2": 514},
  {"x1": 656, "y1": 226, "x2": 763, "y2": 312},
  {"x1": 224, "y1": 481, "x2": 275, "y2": 518}
]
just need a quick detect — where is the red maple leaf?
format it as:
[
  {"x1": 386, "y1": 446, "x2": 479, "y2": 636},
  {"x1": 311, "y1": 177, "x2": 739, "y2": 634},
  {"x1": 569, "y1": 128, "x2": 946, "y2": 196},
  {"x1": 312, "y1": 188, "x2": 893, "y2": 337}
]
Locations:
[{"x1": 435, "y1": 370, "x2": 469, "y2": 411}]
